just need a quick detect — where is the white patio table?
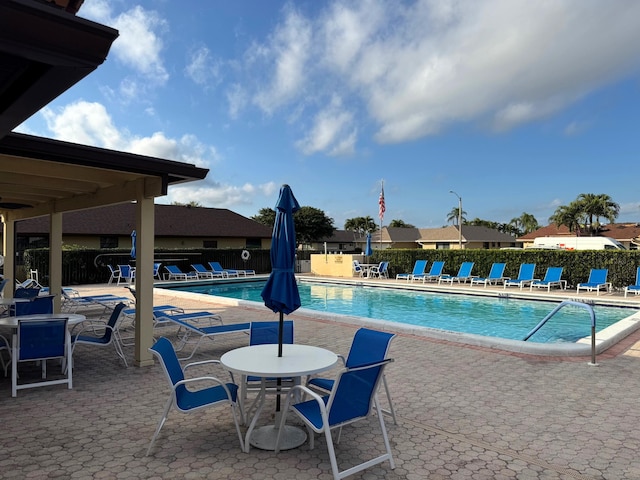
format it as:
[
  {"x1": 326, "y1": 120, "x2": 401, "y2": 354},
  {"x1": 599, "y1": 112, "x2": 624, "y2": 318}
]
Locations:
[
  {"x1": 221, "y1": 343, "x2": 338, "y2": 453},
  {"x1": 0, "y1": 313, "x2": 87, "y2": 328}
]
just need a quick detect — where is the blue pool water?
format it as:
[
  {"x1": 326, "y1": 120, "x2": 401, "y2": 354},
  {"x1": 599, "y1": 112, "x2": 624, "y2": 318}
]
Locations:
[{"x1": 168, "y1": 280, "x2": 637, "y2": 343}]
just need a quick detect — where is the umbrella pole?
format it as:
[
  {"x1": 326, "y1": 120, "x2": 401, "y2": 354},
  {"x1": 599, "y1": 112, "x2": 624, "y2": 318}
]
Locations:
[{"x1": 276, "y1": 311, "x2": 284, "y2": 411}]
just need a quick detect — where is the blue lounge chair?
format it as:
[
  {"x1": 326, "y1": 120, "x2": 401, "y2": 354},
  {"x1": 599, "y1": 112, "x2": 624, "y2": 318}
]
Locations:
[
  {"x1": 396, "y1": 260, "x2": 427, "y2": 282},
  {"x1": 470, "y1": 263, "x2": 507, "y2": 287},
  {"x1": 530, "y1": 267, "x2": 566, "y2": 291},
  {"x1": 209, "y1": 262, "x2": 240, "y2": 278},
  {"x1": 504, "y1": 264, "x2": 536, "y2": 289},
  {"x1": 438, "y1": 261, "x2": 475, "y2": 284},
  {"x1": 353, "y1": 260, "x2": 365, "y2": 277},
  {"x1": 624, "y1": 267, "x2": 640, "y2": 297},
  {"x1": 191, "y1": 263, "x2": 217, "y2": 279},
  {"x1": 577, "y1": 269, "x2": 611, "y2": 296},
  {"x1": 420, "y1": 260, "x2": 445, "y2": 283},
  {"x1": 164, "y1": 265, "x2": 198, "y2": 281},
  {"x1": 156, "y1": 314, "x2": 250, "y2": 360}
]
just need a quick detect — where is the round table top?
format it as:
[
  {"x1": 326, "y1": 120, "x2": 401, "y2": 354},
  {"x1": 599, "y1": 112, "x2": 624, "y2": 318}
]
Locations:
[
  {"x1": 221, "y1": 344, "x2": 338, "y2": 378},
  {"x1": 0, "y1": 313, "x2": 86, "y2": 327}
]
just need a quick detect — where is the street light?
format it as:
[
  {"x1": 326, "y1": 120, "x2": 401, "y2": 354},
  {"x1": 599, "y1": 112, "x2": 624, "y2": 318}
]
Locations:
[{"x1": 449, "y1": 190, "x2": 462, "y2": 249}]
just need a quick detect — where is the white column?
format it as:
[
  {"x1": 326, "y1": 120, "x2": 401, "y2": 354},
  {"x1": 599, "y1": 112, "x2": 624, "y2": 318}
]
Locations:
[
  {"x1": 134, "y1": 196, "x2": 155, "y2": 367},
  {"x1": 50, "y1": 212, "x2": 63, "y2": 312}
]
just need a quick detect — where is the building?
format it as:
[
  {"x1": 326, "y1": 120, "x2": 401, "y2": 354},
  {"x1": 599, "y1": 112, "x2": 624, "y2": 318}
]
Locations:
[
  {"x1": 8, "y1": 203, "x2": 273, "y2": 255},
  {"x1": 518, "y1": 223, "x2": 640, "y2": 250}
]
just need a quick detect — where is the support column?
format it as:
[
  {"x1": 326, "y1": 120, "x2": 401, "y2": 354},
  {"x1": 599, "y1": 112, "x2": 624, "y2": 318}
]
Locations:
[
  {"x1": 50, "y1": 212, "x2": 63, "y2": 312},
  {"x1": 135, "y1": 196, "x2": 155, "y2": 367},
  {"x1": 1, "y1": 212, "x2": 15, "y2": 297}
]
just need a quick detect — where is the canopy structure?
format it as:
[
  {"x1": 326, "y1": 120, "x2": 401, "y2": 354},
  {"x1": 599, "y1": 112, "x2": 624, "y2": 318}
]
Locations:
[{"x1": 0, "y1": 0, "x2": 209, "y2": 366}]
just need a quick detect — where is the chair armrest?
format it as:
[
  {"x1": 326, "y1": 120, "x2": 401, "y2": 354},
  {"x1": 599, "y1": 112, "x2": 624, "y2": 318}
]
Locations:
[
  {"x1": 184, "y1": 359, "x2": 222, "y2": 371},
  {"x1": 70, "y1": 320, "x2": 109, "y2": 336},
  {"x1": 174, "y1": 376, "x2": 237, "y2": 399}
]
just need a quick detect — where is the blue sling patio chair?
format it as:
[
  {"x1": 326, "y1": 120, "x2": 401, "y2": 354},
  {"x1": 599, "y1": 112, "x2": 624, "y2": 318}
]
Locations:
[
  {"x1": 307, "y1": 327, "x2": 397, "y2": 424},
  {"x1": 420, "y1": 260, "x2": 445, "y2": 283},
  {"x1": 577, "y1": 269, "x2": 611, "y2": 296},
  {"x1": 503, "y1": 263, "x2": 536, "y2": 290},
  {"x1": 395, "y1": 259, "x2": 427, "y2": 282},
  {"x1": 275, "y1": 358, "x2": 396, "y2": 480},
  {"x1": 624, "y1": 266, "x2": 640, "y2": 297},
  {"x1": 438, "y1": 261, "x2": 475, "y2": 285},
  {"x1": 368, "y1": 261, "x2": 389, "y2": 279},
  {"x1": 12, "y1": 317, "x2": 73, "y2": 397},
  {"x1": 530, "y1": 267, "x2": 566, "y2": 291},
  {"x1": 70, "y1": 302, "x2": 128, "y2": 368},
  {"x1": 470, "y1": 263, "x2": 507, "y2": 287},
  {"x1": 146, "y1": 337, "x2": 245, "y2": 455}
]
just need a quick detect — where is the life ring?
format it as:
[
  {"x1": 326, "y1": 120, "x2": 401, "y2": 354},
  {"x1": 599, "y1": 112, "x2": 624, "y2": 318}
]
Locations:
[{"x1": 241, "y1": 250, "x2": 251, "y2": 261}]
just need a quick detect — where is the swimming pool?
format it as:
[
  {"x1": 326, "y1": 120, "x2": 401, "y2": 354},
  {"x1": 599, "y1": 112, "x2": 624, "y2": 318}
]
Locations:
[{"x1": 166, "y1": 279, "x2": 638, "y2": 344}]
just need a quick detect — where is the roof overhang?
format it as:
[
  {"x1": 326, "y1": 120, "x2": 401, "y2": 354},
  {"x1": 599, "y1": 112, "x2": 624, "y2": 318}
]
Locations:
[
  {"x1": 0, "y1": 132, "x2": 209, "y2": 220},
  {"x1": 0, "y1": 0, "x2": 119, "y2": 138}
]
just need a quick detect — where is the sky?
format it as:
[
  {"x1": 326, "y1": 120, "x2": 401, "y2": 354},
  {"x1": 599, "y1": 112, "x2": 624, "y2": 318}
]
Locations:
[{"x1": 16, "y1": 0, "x2": 640, "y2": 229}]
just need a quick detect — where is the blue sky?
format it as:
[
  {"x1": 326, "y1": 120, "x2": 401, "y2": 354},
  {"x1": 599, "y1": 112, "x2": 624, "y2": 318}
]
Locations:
[{"x1": 17, "y1": 0, "x2": 640, "y2": 229}]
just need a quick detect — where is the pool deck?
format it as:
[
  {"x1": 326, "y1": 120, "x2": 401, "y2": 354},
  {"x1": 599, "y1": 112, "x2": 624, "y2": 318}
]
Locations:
[{"x1": 2, "y1": 279, "x2": 640, "y2": 478}]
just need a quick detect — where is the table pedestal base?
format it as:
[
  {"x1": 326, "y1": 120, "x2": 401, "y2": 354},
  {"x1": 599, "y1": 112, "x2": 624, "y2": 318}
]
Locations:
[{"x1": 250, "y1": 425, "x2": 307, "y2": 451}]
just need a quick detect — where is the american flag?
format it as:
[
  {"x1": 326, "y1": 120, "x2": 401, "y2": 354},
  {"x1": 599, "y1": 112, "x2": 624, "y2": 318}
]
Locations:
[{"x1": 378, "y1": 184, "x2": 386, "y2": 221}]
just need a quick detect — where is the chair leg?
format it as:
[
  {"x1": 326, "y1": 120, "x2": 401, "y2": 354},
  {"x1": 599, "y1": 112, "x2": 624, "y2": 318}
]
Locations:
[
  {"x1": 146, "y1": 397, "x2": 173, "y2": 456},
  {"x1": 381, "y1": 374, "x2": 397, "y2": 424}
]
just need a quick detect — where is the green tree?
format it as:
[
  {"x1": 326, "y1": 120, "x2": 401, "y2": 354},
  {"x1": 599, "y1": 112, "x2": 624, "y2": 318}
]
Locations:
[
  {"x1": 344, "y1": 216, "x2": 377, "y2": 235},
  {"x1": 388, "y1": 219, "x2": 415, "y2": 228},
  {"x1": 577, "y1": 193, "x2": 619, "y2": 234},
  {"x1": 295, "y1": 206, "x2": 335, "y2": 249},
  {"x1": 446, "y1": 206, "x2": 467, "y2": 226},
  {"x1": 172, "y1": 200, "x2": 203, "y2": 207},
  {"x1": 251, "y1": 207, "x2": 276, "y2": 227},
  {"x1": 549, "y1": 202, "x2": 583, "y2": 234},
  {"x1": 509, "y1": 212, "x2": 539, "y2": 236}
]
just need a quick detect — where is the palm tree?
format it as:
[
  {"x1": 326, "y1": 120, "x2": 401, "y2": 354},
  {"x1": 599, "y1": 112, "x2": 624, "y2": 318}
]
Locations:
[
  {"x1": 509, "y1": 212, "x2": 539, "y2": 235},
  {"x1": 388, "y1": 219, "x2": 415, "y2": 228},
  {"x1": 577, "y1": 193, "x2": 619, "y2": 234},
  {"x1": 549, "y1": 202, "x2": 583, "y2": 235},
  {"x1": 446, "y1": 206, "x2": 467, "y2": 226},
  {"x1": 344, "y1": 216, "x2": 377, "y2": 236}
]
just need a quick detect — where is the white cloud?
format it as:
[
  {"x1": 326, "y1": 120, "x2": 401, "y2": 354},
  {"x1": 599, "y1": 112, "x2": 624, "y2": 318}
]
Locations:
[
  {"x1": 185, "y1": 46, "x2": 222, "y2": 88},
  {"x1": 41, "y1": 101, "x2": 216, "y2": 167},
  {"x1": 295, "y1": 95, "x2": 356, "y2": 155},
  {"x1": 236, "y1": 0, "x2": 640, "y2": 151},
  {"x1": 80, "y1": 1, "x2": 169, "y2": 84},
  {"x1": 251, "y1": 7, "x2": 313, "y2": 114},
  {"x1": 165, "y1": 181, "x2": 278, "y2": 209}
]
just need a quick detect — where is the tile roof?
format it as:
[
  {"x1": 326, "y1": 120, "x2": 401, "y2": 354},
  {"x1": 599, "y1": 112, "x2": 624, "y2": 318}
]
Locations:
[
  {"x1": 519, "y1": 223, "x2": 640, "y2": 241},
  {"x1": 15, "y1": 203, "x2": 273, "y2": 238}
]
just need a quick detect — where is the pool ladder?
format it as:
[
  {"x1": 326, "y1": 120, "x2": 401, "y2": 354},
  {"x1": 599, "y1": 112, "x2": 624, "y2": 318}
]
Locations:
[{"x1": 523, "y1": 300, "x2": 597, "y2": 366}]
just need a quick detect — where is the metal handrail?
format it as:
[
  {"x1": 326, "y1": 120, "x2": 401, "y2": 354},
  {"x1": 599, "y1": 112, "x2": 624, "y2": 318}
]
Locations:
[{"x1": 523, "y1": 300, "x2": 597, "y2": 365}]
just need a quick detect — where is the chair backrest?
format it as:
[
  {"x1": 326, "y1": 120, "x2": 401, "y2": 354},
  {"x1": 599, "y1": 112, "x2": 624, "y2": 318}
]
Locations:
[
  {"x1": 380, "y1": 261, "x2": 389, "y2": 273},
  {"x1": 249, "y1": 321, "x2": 294, "y2": 346},
  {"x1": 457, "y1": 262, "x2": 474, "y2": 277},
  {"x1": 150, "y1": 337, "x2": 186, "y2": 396},
  {"x1": 352, "y1": 261, "x2": 362, "y2": 273},
  {"x1": 428, "y1": 261, "x2": 445, "y2": 275},
  {"x1": 13, "y1": 287, "x2": 41, "y2": 299},
  {"x1": 102, "y1": 303, "x2": 127, "y2": 342},
  {"x1": 107, "y1": 265, "x2": 119, "y2": 274},
  {"x1": 153, "y1": 263, "x2": 161, "y2": 276},
  {"x1": 635, "y1": 266, "x2": 640, "y2": 286},
  {"x1": 119, "y1": 265, "x2": 133, "y2": 277},
  {"x1": 488, "y1": 263, "x2": 506, "y2": 278},
  {"x1": 326, "y1": 358, "x2": 393, "y2": 426},
  {"x1": 191, "y1": 264, "x2": 207, "y2": 272},
  {"x1": 588, "y1": 269, "x2": 608, "y2": 283},
  {"x1": 13, "y1": 295, "x2": 54, "y2": 316},
  {"x1": 17, "y1": 318, "x2": 69, "y2": 361},
  {"x1": 345, "y1": 328, "x2": 395, "y2": 368},
  {"x1": 209, "y1": 262, "x2": 224, "y2": 272},
  {"x1": 517, "y1": 263, "x2": 536, "y2": 280},
  {"x1": 165, "y1": 265, "x2": 181, "y2": 274},
  {"x1": 544, "y1": 267, "x2": 563, "y2": 282},
  {"x1": 412, "y1": 260, "x2": 427, "y2": 275}
]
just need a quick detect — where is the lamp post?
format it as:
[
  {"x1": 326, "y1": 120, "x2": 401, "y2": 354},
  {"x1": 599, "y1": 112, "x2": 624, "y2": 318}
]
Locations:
[{"x1": 449, "y1": 190, "x2": 462, "y2": 249}]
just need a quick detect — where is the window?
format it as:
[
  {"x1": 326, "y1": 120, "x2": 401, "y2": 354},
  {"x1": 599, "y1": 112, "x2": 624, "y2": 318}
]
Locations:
[
  {"x1": 203, "y1": 240, "x2": 218, "y2": 248},
  {"x1": 436, "y1": 242, "x2": 450, "y2": 250},
  {"x1": 245, "y1": 238, "x2": 262, "y2": 248},
  {"x1": 100, "y1": 236, "x2": 118, "y2": 249}
]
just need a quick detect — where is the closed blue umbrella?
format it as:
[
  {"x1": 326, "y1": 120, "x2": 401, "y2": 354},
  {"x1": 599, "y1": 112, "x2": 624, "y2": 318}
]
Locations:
[
  {"x1": 130, "y1": 230, "x2": 137, "y2": 260},
  {"x1": 261, "y1": 184, "x2": 301, "y2": 357},
  {"x1": 365, "y1": 232, "x2": 373, "y2": 257}
]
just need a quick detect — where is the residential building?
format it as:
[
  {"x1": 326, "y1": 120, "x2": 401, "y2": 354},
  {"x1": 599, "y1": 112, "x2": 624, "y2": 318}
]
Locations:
[{"x1": 519, "y1": 223, "x2": 640, "y2": 250}]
